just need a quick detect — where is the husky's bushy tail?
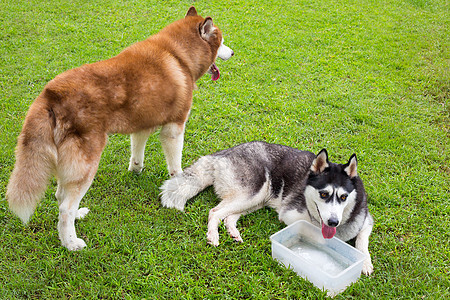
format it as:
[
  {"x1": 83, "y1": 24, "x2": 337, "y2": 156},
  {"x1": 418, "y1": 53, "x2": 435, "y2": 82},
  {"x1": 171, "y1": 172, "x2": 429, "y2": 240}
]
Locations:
[
  {"x1": 160, "y1": 156, "x2": 215, "y2": 211},
  {"x1": 6, "y1": 98, "x2": 57, "y2": 223}
]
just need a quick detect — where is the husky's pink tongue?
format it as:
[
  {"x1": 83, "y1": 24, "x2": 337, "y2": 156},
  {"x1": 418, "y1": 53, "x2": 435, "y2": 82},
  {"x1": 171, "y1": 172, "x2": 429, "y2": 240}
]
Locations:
[
  {"x1": 322, "y1": 222, "x2": 336, "y2": 239},
  {"x1": 210, "y1": 63, "x2": 220, "y2": 81}
]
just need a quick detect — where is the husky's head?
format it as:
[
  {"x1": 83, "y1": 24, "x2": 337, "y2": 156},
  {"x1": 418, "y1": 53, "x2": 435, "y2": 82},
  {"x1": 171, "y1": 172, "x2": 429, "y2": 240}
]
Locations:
[
  {"x1": 305, "y1": 149, "x2": 358, "y2": 239},
  {"x1": 185, "y1": 6, "x2": 234, "y2": 81}
]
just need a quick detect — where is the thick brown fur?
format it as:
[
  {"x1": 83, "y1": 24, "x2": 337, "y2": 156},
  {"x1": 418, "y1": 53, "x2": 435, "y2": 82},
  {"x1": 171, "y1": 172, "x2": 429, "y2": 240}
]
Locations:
[{"x1": 6, "y1": 7, "x2": 225, "y2": 250}]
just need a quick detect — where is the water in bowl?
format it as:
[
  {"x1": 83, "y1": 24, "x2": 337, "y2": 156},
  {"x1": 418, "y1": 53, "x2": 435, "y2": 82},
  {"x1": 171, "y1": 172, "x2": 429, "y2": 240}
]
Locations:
[{"x1": 288, "y1": 238, "x2": 352, "y2": 276}]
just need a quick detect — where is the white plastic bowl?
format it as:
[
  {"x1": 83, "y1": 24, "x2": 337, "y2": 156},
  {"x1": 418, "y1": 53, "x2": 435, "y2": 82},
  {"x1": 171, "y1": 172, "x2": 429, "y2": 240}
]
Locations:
[{"x1": 270, "y1": 220, "x2": 366, "y2": 297}]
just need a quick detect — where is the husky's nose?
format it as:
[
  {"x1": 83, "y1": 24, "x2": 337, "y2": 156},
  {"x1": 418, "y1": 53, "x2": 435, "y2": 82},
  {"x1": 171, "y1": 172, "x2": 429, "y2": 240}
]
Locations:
[{"x1": 327, "y1": 217, "x2": 339, "y2": 227}]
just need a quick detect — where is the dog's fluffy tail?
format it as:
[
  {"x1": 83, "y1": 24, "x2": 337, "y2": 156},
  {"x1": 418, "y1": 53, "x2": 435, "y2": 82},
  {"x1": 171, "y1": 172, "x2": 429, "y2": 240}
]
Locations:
[
  {"x1": 6, "y1": 97, "x2": 57, "y2": 224},
  {"x1": 160, "y1": 156, "x2": 215, "y2": 211}
]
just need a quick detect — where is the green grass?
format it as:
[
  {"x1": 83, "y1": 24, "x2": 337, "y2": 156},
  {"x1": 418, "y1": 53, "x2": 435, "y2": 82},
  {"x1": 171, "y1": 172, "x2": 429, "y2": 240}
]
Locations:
[{"x1": 1, "y1": 0, "x2": 449, "y2": 298}]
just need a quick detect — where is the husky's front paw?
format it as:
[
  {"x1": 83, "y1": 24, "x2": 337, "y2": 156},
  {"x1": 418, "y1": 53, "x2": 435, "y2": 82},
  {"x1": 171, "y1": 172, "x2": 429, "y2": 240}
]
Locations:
[
  {"x1": 63, "y1": 238, "x2": 87, "y2": 251},
  {"x1": 207, "y1": 230, "x2": 220, "y2": 246},
  {"x1": 362, "y1": 259, "x2": 374, "y2": 275}
]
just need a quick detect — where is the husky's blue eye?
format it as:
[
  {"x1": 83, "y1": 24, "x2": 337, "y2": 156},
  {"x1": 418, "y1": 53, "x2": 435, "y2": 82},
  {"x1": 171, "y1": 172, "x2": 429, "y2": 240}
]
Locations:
[
  {"x1": 340, "y1": 194, "x2": 348, "y2": 201},
  {"x1": 319, "y1": 192, "x2": 329, "y2": 199}
]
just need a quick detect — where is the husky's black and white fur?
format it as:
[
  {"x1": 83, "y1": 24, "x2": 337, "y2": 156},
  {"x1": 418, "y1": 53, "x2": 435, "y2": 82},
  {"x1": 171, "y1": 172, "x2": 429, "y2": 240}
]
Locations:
[{"x1": 160, "y1": 141, "x2": 374, "y2": 275}]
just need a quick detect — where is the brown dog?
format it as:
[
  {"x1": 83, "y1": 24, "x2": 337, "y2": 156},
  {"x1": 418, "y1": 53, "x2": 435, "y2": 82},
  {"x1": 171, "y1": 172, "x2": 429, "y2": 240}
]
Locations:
[{"x1": 6, "y1": 6, "x2": 234, "y2": 250}]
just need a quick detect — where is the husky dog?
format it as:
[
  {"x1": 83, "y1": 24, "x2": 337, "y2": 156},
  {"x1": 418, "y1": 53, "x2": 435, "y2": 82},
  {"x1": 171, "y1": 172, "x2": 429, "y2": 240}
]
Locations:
[
  {"x1": 160, "y1": 141, "x2": 374, "y2": 275},
  {"x1": 6, "y1": 6, "x2": 233, "y2": 251}
]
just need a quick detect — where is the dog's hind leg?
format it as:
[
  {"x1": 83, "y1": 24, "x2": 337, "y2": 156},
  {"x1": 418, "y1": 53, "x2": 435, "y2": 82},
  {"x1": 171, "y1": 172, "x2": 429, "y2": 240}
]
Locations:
[
  {"x1": 56, "y1": 133, "x2": 106, "y2": 251},
  {"x1": 224, "y1": 213, "x2": 243, "y2": 243},
  {"x1": 56, "y1": 181, "x2": 94, "y2": 251},
  {"x1": 159, "y1": 122, "x2": 185, "y2": 176},
  {"x1": 128, "y1": 128, "x2": 156, "y2": 173},
  {"x1": 206, "y1": 202, "x2": 229, "y2": 246},
  {"x1": 55, "y1": 185, "x2": 90, "y2": 220},
  {"x1": 224, "y1": 204, "x2": 262, "y2": 243},
  {"x1": 207, "y1": 196, "x2": 265, "y2": 246}
]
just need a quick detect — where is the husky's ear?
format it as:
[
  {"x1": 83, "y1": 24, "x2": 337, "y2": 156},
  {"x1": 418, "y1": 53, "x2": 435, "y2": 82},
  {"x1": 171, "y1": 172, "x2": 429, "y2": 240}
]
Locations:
[
  {"x1": 311, "y1": 149, "x2": 329, "y2": 173},
  {"x1": 344, "y1": 154, "x2": 358, "y2": 178},
  {"x1": 200, "y1": 17, "x2": 215, "y2": 40},
  {"x1": 186, "y1": 6, "x2": 198, "y2": 17}
]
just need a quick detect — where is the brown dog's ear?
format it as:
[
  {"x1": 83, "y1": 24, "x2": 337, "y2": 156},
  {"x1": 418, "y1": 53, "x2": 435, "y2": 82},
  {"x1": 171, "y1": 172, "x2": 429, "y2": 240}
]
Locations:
[
  {"x1": 200, "y1": 17, "x2": 215, "y2": 40},
  {"x1": 344, "y1": 154, "x2": 358, "y2": 178},
  {"x1": 310, "y1": 149, "x2": 329, "y2": 173},
  {"x1": 186, "y1": 6, "x2": 198, "y2": 17}
]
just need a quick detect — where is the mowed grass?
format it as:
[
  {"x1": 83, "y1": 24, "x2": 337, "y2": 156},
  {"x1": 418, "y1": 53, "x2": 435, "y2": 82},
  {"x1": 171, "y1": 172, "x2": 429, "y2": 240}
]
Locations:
[{"x1": 0, "y1": 0, "x2": 448, "y2": 298}]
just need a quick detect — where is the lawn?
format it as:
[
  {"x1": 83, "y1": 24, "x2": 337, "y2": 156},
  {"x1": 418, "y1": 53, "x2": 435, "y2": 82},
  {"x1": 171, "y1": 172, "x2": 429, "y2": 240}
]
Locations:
[{"x1": 0, "y1": 0, "x2": 448, "y2": 298}]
